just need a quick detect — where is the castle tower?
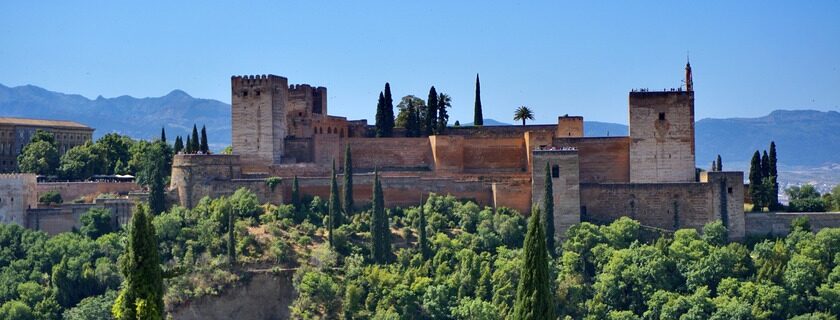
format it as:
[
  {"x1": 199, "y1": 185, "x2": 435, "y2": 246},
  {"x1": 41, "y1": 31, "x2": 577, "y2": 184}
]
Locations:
[
  {"x1": 231, "y1": 75, "x2": 289, "y2": 165},
  {"x1": 685, "y1": 59, "x2": 693, "y2": 92},
  {"x1": 531, "y1": 149, "x2": 580, "y2": 239},
  {"x1": 628, "y1": 68, "x2": 696, "y2": 183}
]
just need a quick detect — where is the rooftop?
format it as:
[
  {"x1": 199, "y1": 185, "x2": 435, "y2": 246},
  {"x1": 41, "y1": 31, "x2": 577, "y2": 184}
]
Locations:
[{"x1": 0, "y1": 117, "x2": 93, "y2": 130}]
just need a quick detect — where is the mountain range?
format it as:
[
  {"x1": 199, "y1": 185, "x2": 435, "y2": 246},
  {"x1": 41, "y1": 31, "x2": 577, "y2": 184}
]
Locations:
[{"x1": 1, "y1": 83, "x2": 838, "y2": 171}]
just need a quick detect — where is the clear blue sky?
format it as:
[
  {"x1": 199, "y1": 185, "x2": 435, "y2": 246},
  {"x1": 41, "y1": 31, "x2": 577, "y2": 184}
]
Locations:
[{"x1": 1, "y1": 1, "x2": 838, "y2": 125}]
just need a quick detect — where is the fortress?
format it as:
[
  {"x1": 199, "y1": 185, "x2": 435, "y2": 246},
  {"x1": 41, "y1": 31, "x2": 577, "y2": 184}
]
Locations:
[{"x1": 171, "y1": 63, "x2": 748, "y2": 239}]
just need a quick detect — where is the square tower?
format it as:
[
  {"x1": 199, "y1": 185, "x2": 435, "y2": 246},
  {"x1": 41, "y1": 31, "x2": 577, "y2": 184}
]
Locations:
[
  {"x1": 628, "y1": 90, "x2": 696, "y2": 183},
  {"x1": 231, "y1": 75, "x2": 289, "y2": 165},
  {"x1": 532, "y1": 149, "x2": 580, "y2": 239}
]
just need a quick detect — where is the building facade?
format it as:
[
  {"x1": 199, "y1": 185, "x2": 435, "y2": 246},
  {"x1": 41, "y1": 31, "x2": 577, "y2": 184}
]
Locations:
[{"x1": 0, "y1": 117, "x2": 94, "y2": 172}]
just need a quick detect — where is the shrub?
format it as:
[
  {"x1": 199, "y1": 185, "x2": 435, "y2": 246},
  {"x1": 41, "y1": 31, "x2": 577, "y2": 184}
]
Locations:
[
  {"x1": 38, "y1": 191, "x2": 62, "y2": 205},
  {"x1": 788, "y1": 198, "x2": 827, "y2": 212}
]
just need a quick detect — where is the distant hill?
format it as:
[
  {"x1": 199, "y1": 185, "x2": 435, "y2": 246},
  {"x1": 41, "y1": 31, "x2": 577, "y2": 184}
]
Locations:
[
  {"x1": 1, "y1": 84, "x2": 838, "y2": 168},
  {"x1": 463, "y1": 118, "x2": 511, "y2": 126},
  {"x1": 0, "y1": 84, "x2": 230, "y2": 150}
]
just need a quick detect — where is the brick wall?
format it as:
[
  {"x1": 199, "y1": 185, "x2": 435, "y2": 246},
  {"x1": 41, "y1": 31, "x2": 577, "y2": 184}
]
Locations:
[
  {"x1": 553, "y1": 136, "x2": 630, "y2": 183},
  {"x1": 36, "y1": 181, "x2": 139, "y2": 203},
  {"x1": 745, "y1": 212, "x2": 840, "y2": 236},
  {"x1": 345, "y1": 138, "x2": 433, "y2": 171}
]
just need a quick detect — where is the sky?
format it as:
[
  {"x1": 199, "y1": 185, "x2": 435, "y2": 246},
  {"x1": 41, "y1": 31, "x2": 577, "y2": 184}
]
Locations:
[{"x1": 1, "y1": 1, "x2": 839, "y2": 125}]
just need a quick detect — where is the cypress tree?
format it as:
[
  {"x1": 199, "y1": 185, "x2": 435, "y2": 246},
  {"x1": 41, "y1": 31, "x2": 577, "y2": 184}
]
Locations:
[
  {"x1": 190, "y1": 125, "x2": 200, "y2": 153},
  {"x1": 749, "y1": 151, "x2": 764, "y2": 210},
  {"x1": 228, "y1": 208, "x2": 236, "y2": 266},
  {"x1": 716, "y1": 154, "x2": 723, "y2": 171},
  {"x1": 711, "y1": 160, "x2": 717, "y2": 172},
  {"x1": 185, "y1": 135, "x2": 192, "y2": 154},
  {"x1": 112, "y1": 204, "x2": 164, "y2": 320},
  {"x1": 343, "y1": 144, "x2": 354, "y2": 215},
  {"x1": 147, "y1": 142, "x2": 167, "y2": 215},
  {"x1": 375, "y1": 92, "x2": 386, "y2": 137},
  {"x1": 437, "y1": 93, "x2": 450, "y2": 135},
  {"x1": 160, "y1": 127, "x2": 166, "y2": 143},
  {"x1": 426, "y1": 86, "x2": 438, "y2": 136},
  {"x1": 418, "y1": 198, "x2": 429, "y2": 260},
  {"x1": 512, "y1": 207, "x2": 554, "y2": 320},
  {"x1": 371, "y1": 170, "x2": 390, "y2": 263},
  {"x1": 769, "y1": 141, "x2": 779, "y2": 208},
  {"x1": 200, "y1": 125, "x2": 209, "y2": 153},
  {"x1": 173, "y1": 136, "x2": 183, "y2": 154},
  {"x1": 474, "y1": 74, "x2": 483, "y2": 126},
  {"x1": 761, "y1": 150, "x2": 770, "y2": 179},
  {"x1": 542, "y1": 162, "x2": 556, "y2": 256},
  {"x1": 384, "y1": 83, "x2": 395, "y2": 137},
  {"x1": 405, "y1": 100, "x2": 418, "y2": 137},
  {"x1": 328, "y1": 160, "x2": 342, "y2": 247},
  {"x1": 291, "y1": 176, "x2": 302, "y2": 222}
]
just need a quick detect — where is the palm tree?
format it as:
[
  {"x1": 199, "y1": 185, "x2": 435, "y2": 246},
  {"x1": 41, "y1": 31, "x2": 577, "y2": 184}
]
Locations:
[{"x1": 514, "y1": 106, "x2": 535, "y2": 126}]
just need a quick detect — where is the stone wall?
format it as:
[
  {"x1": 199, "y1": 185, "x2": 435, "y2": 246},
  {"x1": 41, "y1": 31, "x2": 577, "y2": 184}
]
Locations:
[
  {"x1": 344, "y1": 138, "x2": 433, "y2": 171},
  {"x1": 557, "y1": 115, "x2": 584, "y2": 137},
  {"x1": 0, "y1": 173, "x2": 37, "y2": 225},
  {"x1": 629, "y1": 91, "x2": 696, "y2": 183},
  {"x1": 532, "y1": 150, "x2": 581, "y2": 238},
  {"x1": 26, "y1": 198, "x2": 135, "y2": 235},
  {"x1": 553, "y1": 136, "x2": 630, "y2": 183},
  {"x1": 36, "y1": 181, "x2": 139, "y2": 203},
  {"x1": 231, "y1": 75, "x2": 288, "y2": 165},
  {"x1": 463, "y1": 137, "x2": 527, "y2": 173},
  {"x1": 171, "y1": 154, "x2": 244, "y2": 208},
  {"x1": 745, "y1": 212, "x2": 840, "y2": 236}
]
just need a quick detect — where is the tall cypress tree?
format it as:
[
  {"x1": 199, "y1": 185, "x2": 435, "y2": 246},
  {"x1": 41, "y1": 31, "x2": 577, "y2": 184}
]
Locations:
[
  {"x1": 173, "y1": 136, "x2": 183, "y2": 154},
  {"x1": 291, "y1": 176, "x2": 303, "y2": 223},
  {"x1": 190, "y1": 125, "x2": 200, "y2": 153},
  {"x1": 371, "y1": 170, "x2": 390, "y2": 263},
  {"x1": 160, "y1": 127, "x2": 166, "y2": 143},
  {"x1": 200, "y1": 125, "x2": 209, "y2": 153},
  {"x1": 418, "y1": 198, "x2": 430, "y2": 260},
  {"x1": 437, "y1": 93, "x2": 450, "y2": 135},
  {"x1": 147, "y1": 142, "x2": 167, "y2": 215},
  {"x1": 542, "y1": 162, "x2": 556, "y2": 256},
  {"x1": 761, "y1": 150, "x2": 770, "y2": 179},
  {"x1": 112, "y1": 204, "x2": 164, "y2": 320},
  {"x1": 474, "y1": 74, "x2": 483, "y2": 126},
  {"x1": 405, "y1": 100, "x2": 418, "y2": 137},
  {"x1": 375, "y1": 92, "x2": 386, "y2": 137},
  {"x1": 328, "y1": 160, "x2": 342, "y2": 247},
  {"x1": 769, "y1": 141, "x2": 779, "y2": 209},
  {"x1": 343, "y1": 144, "x2": 354, "y2": 215},
  {"x1": 512, "y1": 207, "x2": 553, "y2": 320},
  {"x1": 749, "y1": 151, "x2": 764, "y2": 210},
  {"x1": 185, "y1": 135, "x2": 192, "y2": 154},
  {"x1": 425, "y1": 86, "x2": 438, "y2": 136},
  {"x1": 384, "y1": 83, "x2": 395, "y2": 137},
  {"x1": 228, "y1": 208, "x2": 236, "y2": 266},
  {"x1": 716, "y1": 155, "x2": 723, "y2": 171}
]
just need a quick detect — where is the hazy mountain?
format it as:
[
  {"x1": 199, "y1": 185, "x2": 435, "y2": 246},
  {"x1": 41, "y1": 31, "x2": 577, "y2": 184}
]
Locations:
[
  {"x1": 0, "y1": 83, "x2": 230, "y2": 150},
  {"x1": 463, "y1": 118, "x2": 511, "y2": 126},
  {"x1": 1, "y1": 84, "x2": 837, "y2": 170}
]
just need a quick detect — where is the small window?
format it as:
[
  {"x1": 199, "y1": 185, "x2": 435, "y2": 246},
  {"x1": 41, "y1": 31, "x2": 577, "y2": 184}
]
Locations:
[
  {"x1": 243, "y1": 91, "x2": 248, "y2": 97},
  {"x1": 255, "y1": 90, "x2": 261, "y2": 96},
  {"x1": 658, "y1": 112, "x2": 665, "y2": 120},
  {"x1": 727, "y1": 187, "x2": 733, "y2": 195},
  {"x1": 551, "y1": 165, "x2": 560, "y2": 178}
]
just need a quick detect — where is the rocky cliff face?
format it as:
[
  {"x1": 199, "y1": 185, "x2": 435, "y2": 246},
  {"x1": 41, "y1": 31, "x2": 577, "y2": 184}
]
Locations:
[{"x1": 168, "y1": 272, "x2": 296, "y2": 320}]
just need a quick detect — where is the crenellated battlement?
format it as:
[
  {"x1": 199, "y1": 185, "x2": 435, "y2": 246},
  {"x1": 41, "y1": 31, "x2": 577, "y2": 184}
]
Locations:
[
  {"x1": 231, "y1": 74, "x2": 288, "y2": 89},
  {"x1": 0, "y1": 173, "x2": 37, "y2": 181}
]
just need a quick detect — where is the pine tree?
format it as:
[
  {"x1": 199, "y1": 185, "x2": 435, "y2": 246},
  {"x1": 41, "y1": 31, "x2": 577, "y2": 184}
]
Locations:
[
  {"x1": 173, "y1": 136, "x2": 183, "y2": 154},
  {"x1": 200, "y1": 125, "x2": 209, "y2": 153},
  {"x1": 375, "y1": 92, "x2": 386, "y2": 137},
  {"x1": 476, "y1": 261, "x2": 493, "y2": 301},
  {"x1": 426, "y1": 86, "x2": 438, "y2": 136},
  {"x1": 405, "y1": 100, "x2": 418, "y2": 137},
  {"x1": 228, "y1": 208, "x2": 236, "y2": 266},
  {"x1": 343, "y1": 144, "x2": 354, "y2": 216},
  {"x1": 769, "y1": 141, "x2": 779, "y2": 209},
  {"x1": 384, "y1": 83, "x2": 395, "y2": 137},
  {"x1": 185, "y1": 135, "x2": 192, "y2": 154},
  {"x1": 370, "y1": 170, "x2": 390, "y2": 263},
  {"x1": 711, "y1": 160, "x2": 717, "y2": 172},
  {"x1": 418, "y1": 198, "x2": 430, "y2": 260},
  {"x1": 113, "y1": 204, "x2": 164, "y2": 320},
  {"x1": 761, "y1": 150, "x2": 770, "y2": 179},
  {"x1": 512, "y1": 207, "x2": 554, "y2": 320},
  {"x1": 716, "y1": 154, "x2": 723, "y2": 171},
  {"x1": 147, "y1": 142, "x2": 167, "y2": 215},
  {"x1": 542, "y1": 162, "x2": 556, "y2": 256},
  {"x1": 437, "y1": 93, "x2": 450, "y2": 135},
  {"x1": 328, "y1": 160, "x2": 342, "y2": 247},
  {"x1": 749, "y1": 150, "x2": 764, "y2": 210},
  {"x1": 190, "y1": 125, "x2": 200, "y2": 153},
  {"x1": 160, "y1": 127, "x2": 166, "y2": 143},
  {"x1": 474, "y1": 74, "x2": 483, "y2": 126}
]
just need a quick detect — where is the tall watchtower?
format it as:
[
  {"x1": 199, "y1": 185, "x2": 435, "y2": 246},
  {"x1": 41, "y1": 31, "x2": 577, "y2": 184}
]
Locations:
[
  {"x1": 628, "y1": 64, "x2": 696, "y2": 183},
  {"x1": 231, "y1": 75, "x2": 289, "y2": 165}
]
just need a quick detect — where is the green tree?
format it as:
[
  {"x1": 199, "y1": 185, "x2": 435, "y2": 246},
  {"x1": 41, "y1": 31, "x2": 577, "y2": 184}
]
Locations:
[
  {"x1": 95, "y1": 133, "x2": 134, "y2": 175},
  {"x1": 173, "y1": 136, "x2": 183, "y2": 154},
  {"x1": 405, "y1": 99, "x2": 420, "y2": 137},
  {"x1": 769, "y1": 141, "x2": 779, "y2": 209},
  {"x1": 343, "y1": 144, "x2": 354, "y2": 216},
  {"x1": 80, "y1": 208, "x2": 114, "y2": 239},
  {"x1": 112, "y1": 204, "x2": 164, "y2": 320},
  {"x1": 17, "y1": 130, "x2": 59, "y2": 175},
  {"x1": 190, "y1": 124, "x2": 200, "y2": 154},
  {"x1": 59, "y1": 141, "x2": 105, "y2": 180},
  {"x1": 513, "y1": 106, "x2": 535, "y2": 126},
  {"x1": 0, "y1": 300, "x2": 35, "y2": 320},
  {"x1": 371, "y1": 170, "x2": 391, "y2": 263},
  {"x1": 63, "y1": 290, "x2": 117, "y2": 320},
  {"x1": 761, "y1": 150, "x2": 770, "y2": 181},
  {"x1": 716, "y1": 154, "x2": 722, "y2": 171},
  {"x1": 749, "y1": 150, "x2": 764, "y2": 210},
  {"x1": 291, "y1": 176, "x2": 302, "y2": 220},
  {"x1": 38, "y1": 191, "x2": 62, "y2": 205},
  {"x1": 159, "y1": 127, "x2": 166, "y2": 143},
  {"x1": 418, "y1": 200, "x2": 430, "y2": 260},
  {"x1": 200, "y1": 125, "x2": 209, "y2": 153},
  {"x1": 184, "y1": 135, "x2": 192, "y2": 154},
  {"x1": 542, "y1": 162, "x2": 556, "y2": 256},
  {"x1": 375, "y1": 91, "x2": 387, "y2": 137},
  {"x1": 384, "y1": 83, "x2": 395, "y2": 136},
  {"x1": 328, "y1": 160, "x2": 342, "y2": 247},
  {"x1": 512, "y1": 207, "x2": 554, "y2": 320},
  {"x1": 228, "y1": 206, "x2": 236, "y2": 266},
  {"x1": 437, "y1": 92, "x2": 451, "y2": 134},
  {"x1": 145, "y1": 143, "x2": 168, "y2": 215},
  {"x1": 474, "y1": 74, "x2": 483, "y2": 126},
  {"x1": 426, "y1": 86, "x2": 438, "y2": 136}
]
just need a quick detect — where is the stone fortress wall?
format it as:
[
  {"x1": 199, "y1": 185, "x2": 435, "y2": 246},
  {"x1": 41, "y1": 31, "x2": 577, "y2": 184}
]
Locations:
[
  {"x1": 0, "y1": 173, "x2": 38, "y2": 225},
  {"x1": 172, "y1": 63, "x2": 840, "y2": 241}
]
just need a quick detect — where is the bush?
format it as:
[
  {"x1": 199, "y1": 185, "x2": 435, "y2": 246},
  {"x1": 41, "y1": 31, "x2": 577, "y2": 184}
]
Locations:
[
  {"x1": 788, "y1": 198, "x2": 827, "y2": 212},
  {"x1": 38, "y1": 191, "x2": 62, "y2": 205}
]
